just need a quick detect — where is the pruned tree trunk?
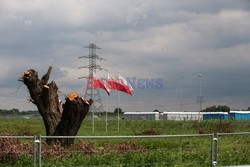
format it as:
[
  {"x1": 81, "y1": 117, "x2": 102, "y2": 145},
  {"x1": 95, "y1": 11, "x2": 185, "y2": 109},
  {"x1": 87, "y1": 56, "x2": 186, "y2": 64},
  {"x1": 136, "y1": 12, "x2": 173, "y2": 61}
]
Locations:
[{"x1": 20, "y1": 67, "x2": 92, "y2": 146}]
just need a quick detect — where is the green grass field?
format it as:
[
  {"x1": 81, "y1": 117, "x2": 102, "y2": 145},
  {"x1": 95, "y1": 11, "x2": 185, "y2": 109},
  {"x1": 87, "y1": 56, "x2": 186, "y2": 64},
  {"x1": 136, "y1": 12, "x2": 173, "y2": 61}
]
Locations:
[{"x1": 0, "y1": 116, "x2": 249, "y2": 166}]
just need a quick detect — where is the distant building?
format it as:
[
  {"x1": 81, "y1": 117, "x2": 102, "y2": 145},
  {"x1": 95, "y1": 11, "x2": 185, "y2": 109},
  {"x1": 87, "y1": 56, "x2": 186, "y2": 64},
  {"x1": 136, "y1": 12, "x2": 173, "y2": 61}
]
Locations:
[
  {"x1": 124, "y1": 112, "x2": 159, "y2": 120},
  {"x1": 124, "y1": 111, "x2": 250, "y2": 121},
  {"x1": 163, "y1": 112, "x2": 201, "y2": 121},
  {"x1": 203, "y1": 112, "x2": 228, "y2": 120},
  {"x1": 230, "y1": 111, "x2": 250, "y2": 120}
]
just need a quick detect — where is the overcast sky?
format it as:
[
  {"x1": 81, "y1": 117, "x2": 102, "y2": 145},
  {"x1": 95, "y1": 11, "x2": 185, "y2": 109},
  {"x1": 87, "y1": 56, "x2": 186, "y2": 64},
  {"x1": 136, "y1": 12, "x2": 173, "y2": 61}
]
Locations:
[{"x1": 1, "y1": 0, "x2": 250, "y2": 112}]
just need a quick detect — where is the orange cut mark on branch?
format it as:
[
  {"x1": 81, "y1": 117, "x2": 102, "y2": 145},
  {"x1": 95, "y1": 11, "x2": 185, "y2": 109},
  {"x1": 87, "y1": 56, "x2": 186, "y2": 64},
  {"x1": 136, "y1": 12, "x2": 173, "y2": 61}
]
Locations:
[
  {"x1": 21, "y1": 70, "x2": 31, "y2": 78},
  {"x1": 24, "y1": 70, "x2": 30, "y2": 75},
  {"x1": 68, "y1": 92, "x2": 78, "y2": 101}
]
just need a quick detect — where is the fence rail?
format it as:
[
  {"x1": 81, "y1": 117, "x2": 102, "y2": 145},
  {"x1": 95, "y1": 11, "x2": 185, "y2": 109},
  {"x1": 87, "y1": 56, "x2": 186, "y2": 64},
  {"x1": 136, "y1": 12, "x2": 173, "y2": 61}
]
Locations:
[
  {"x1": 0, "y1": 132, "x2": 249, "y2": 167},
  {"x1": 41, "y1": 133, "x2": 212, "y2": 139},
  {"x1": 217, "y1": 132, "x2": 250, "y2": 136},
  {"x1": 0, "y1": 136, "x2": 35, "y2": 139}
]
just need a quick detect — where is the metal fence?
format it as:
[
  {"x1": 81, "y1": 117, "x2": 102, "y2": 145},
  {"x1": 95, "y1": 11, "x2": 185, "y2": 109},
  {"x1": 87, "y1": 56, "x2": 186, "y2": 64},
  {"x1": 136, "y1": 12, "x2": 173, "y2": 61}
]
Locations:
[
  {"x1": 0, "y1": 132, "x2": 249, "y2": 167},
  {"x1": 216, "y1": 132, "x2": 250, "y2": 166},
  {"x1": 0, "y1": 135, "x2": 37, "y2": 166}
]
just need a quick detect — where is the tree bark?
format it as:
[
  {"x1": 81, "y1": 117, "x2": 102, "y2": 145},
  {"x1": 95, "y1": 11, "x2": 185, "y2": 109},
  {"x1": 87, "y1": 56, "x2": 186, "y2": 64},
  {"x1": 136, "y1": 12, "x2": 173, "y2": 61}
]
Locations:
[{"x1": 20, "y1": 67, "x2": 92, "y2": 146}]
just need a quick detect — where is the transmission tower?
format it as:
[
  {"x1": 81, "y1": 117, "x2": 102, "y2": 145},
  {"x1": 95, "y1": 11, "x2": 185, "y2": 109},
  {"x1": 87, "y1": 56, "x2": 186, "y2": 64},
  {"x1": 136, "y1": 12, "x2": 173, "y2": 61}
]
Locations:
[{"x1": 78, "y1": 43, "x2": 107, "y2": 115}]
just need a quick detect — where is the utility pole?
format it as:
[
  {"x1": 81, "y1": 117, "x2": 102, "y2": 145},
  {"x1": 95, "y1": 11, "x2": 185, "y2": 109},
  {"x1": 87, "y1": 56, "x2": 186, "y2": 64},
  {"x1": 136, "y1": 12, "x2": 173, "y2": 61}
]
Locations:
[
  {"x1": 79, "y1": 43, "x2": 106, "y2": 132},
  {"x1": 179, "y1": 82, "x2": 183, "y2": 113}
]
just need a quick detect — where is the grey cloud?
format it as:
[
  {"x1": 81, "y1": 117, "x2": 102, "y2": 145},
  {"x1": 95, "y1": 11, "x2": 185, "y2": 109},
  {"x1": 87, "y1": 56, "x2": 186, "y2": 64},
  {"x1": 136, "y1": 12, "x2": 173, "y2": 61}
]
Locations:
[{"x1": 1, "y1": 0, "x2": 250, "y2": 111}]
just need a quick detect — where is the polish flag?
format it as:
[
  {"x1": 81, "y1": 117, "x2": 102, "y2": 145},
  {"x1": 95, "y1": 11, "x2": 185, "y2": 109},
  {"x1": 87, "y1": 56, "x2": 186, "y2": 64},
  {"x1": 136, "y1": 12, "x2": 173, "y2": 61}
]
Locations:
[
  {"x1": 87, "y1": 77, "x2": 110, "y2": 95},
  {"x1": 107, "y1": 74, "x2": 132, "y2": 96},
  {"x1": 118, "y1": 75, "x2": 133, "y2": 95},
  {"x1": 118, "y1": 75, "x2": 134, "y2": 91},
  {"x1": 106, "y1": 74, "x2": 118, "y2": 90},
  {"x1": 94, "y1": 78, "x2": 110, "y2": 95}
]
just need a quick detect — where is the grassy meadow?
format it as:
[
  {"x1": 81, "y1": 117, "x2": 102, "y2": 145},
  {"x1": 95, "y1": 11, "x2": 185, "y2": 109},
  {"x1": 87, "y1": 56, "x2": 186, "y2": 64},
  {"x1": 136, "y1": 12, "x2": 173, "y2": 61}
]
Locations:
[{"x1": 0, "y1": 115, "x2": 249, "y2": 166}]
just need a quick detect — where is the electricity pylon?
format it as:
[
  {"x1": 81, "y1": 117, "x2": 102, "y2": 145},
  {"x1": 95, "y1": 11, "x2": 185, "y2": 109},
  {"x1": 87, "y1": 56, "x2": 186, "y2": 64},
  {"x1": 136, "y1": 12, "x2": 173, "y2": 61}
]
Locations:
[{"x1": 78, "y1": 43, "x2": 107, "y2": 132}]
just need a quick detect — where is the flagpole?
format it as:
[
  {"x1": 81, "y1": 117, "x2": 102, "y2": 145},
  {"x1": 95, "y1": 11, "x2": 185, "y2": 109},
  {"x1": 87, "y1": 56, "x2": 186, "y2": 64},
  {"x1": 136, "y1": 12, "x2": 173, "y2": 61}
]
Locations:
[
  {"x1": 105, "y1": 70, "x2": 109, "y2": 132},
  {"x1": 117, "y1": 72, "x2": 120, "y2": 131},
  {"x1": 90, "y1": 76, "x2": 94, "y2": 133},
  {"x1": 106, "y1": 92, "x2": 108, "y2": 132},
  {"x1": 92, "y1": 108, "x2": 95, "y2": 133},
  {"x1": 117, "y1": 90, "x2": 120, "y2": 131}
]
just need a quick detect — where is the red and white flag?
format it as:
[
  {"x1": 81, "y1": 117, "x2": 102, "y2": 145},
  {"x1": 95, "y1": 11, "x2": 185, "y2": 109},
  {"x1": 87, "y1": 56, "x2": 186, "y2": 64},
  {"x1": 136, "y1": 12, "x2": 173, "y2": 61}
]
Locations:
[
  {"x1": 119, "y1": 75, "x2": 134, "y2": 93},
  {"x1": 87, "y1": 77, "x2": 110, "y2": 95},
  {"x1": 118, "y1": 75, "x2": 134, "y2": 96},
  {"x1": 107, "y1": 73, "x2": 133, "y2": 96},
  {"x1": 106, "y1": 74, "x2": 118, "y2": 90}
]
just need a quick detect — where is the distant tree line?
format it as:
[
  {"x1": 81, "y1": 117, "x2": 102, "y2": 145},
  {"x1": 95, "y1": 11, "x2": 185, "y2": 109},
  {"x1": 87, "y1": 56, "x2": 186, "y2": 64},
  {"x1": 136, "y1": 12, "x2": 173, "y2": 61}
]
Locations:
[
  {"x1": 202, "y1": 105, "x2": 250, "y2": 113},
  {"x1": 202, "y1": 105, "x2": 230, "y2": 113},
  {"x1": 242, "y1": 107, "x2": 250, "y2": 111},
  {"x1": 0, "y1": 109, "x2": 39, "y2": 116},
  {"x1": 1, "y1": 106, "x2": 250, "y2": 116}
]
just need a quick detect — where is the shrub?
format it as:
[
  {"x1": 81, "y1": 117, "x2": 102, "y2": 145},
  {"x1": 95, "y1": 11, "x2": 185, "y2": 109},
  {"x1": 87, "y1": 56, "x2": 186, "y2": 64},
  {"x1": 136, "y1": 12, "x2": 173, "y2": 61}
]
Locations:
[
  {"x1": 73, "y1": 140, "x2": 95, "y2": 155},
  {"x1": 192, "y1": 121, "x2": 234, "y2": 134},
  {"x1": 115, "y1": 141, "x2": 145, "y2": 154},
  {"x1": 41, "y1": 140, "x2": 65, "y2": 159},
  {"x1": 133, "y1": 128, "x2": 161, "y2": 135}
]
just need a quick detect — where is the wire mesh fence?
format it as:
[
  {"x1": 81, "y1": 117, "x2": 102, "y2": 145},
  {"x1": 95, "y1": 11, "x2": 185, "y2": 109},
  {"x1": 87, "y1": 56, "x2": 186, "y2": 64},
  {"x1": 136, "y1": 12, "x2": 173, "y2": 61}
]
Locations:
[
  {"x1": 0, "y1": 132, "x2": 249, "y2": 166},
  {"x1": 0, "y1": 136, "x2": 36, "y2": 166},
  {"x1": 216, "y1": 132, "x2": 250, "y2": 166},
  {"x1": 39, "y1": 134, "x2": 213, "y2": 167}
]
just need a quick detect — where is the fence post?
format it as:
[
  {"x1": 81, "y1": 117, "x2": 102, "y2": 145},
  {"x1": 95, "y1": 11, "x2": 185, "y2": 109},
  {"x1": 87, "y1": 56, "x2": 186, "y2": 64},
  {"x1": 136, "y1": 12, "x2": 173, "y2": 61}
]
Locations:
[
  {"x1": 211, "y1": 133, "x2": 218, "y2": 166},
  {"x1": 215, "y1": 133, "x2": 218, "y2": 164},
  {"x1": 33, "y1": 136, "x2": 36, "y2": 167},
  {"x1": 211, "y1": 133, "x2": 214, "y2": 166},
  {"x1": 38, "y1": 135, "x2": 42, "y2": 167}
]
